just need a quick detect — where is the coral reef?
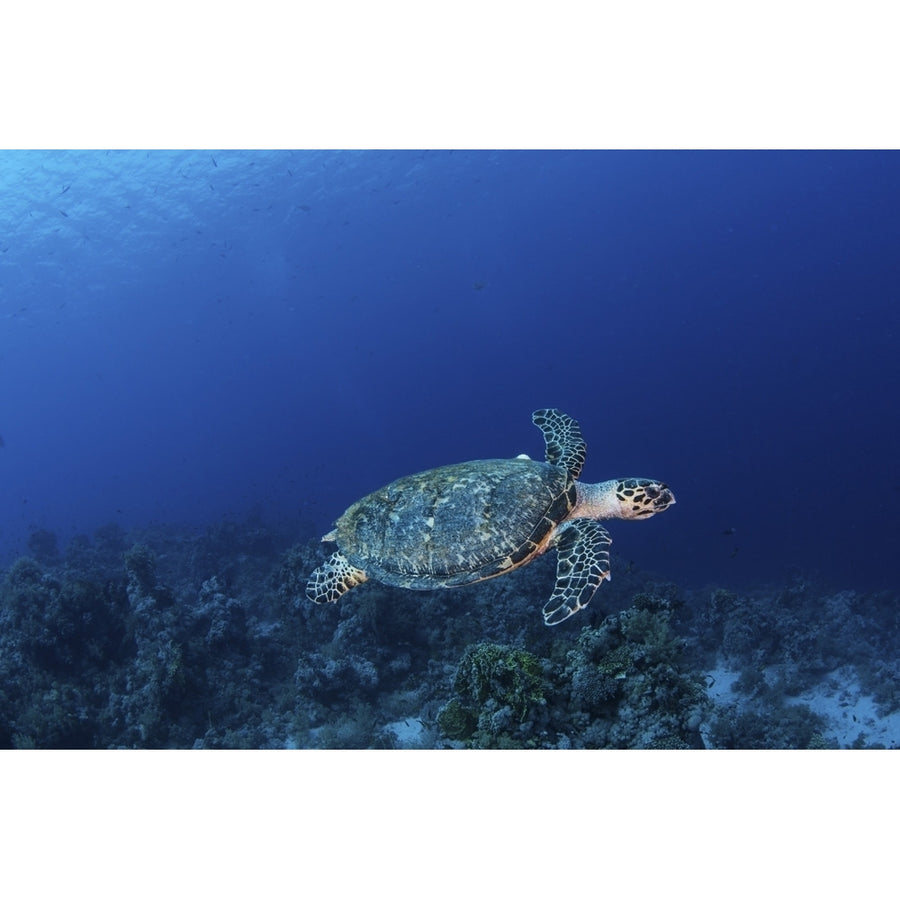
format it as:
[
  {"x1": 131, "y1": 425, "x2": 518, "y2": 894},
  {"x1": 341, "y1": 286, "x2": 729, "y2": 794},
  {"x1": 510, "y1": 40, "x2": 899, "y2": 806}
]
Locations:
[
  {"x1": 556, "y1": 588, "x2": 709, "y2": 748},
  {"x1": 437, "y1": 643, "x2": 547, "y2": 748},
  {"x1": 0, "y1": 522, "x2": 896, "y2": 748}
]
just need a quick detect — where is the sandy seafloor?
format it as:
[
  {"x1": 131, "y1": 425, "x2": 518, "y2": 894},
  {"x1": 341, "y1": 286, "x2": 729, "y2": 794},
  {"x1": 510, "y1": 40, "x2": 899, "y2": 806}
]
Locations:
[{"x1": 705, "y1": 665, "x2": 900, "y2": 750}]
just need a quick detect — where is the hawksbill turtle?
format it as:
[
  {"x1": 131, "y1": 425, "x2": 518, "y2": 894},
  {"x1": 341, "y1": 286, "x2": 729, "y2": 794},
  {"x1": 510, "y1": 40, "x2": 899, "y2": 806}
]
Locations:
[{"x1": 306, "y1": 409, "x2": 675, "y2": 625}]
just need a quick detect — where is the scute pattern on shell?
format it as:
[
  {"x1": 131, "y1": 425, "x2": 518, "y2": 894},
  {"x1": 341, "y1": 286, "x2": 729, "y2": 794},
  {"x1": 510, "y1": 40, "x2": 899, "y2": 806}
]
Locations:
[{"x1": 334, "y1": 457, "x2": 575, "y2": 588}]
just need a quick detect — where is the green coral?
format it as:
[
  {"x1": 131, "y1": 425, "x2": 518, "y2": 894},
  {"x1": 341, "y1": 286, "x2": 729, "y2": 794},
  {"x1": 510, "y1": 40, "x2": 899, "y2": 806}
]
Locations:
[
  {"x1": 436, "y1": 699, "x2": 476, "y2": 740},
  {"x1": 453, "y1": 642, "x2": 544, "y2": 722},
  {"x1": 597, "y1": 644, "x2": 633, "y2": 679}
]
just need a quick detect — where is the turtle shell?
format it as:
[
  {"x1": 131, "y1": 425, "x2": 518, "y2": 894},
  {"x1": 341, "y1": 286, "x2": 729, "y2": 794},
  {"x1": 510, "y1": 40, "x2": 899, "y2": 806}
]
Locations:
[{"x1": 333, "y1": 457, "x2": 576, "y2": 589}]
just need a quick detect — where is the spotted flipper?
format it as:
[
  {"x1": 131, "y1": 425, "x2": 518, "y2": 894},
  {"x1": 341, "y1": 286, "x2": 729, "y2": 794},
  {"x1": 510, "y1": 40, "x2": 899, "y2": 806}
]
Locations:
[
  {"x1": 532, "y1": 408, "x2": 587, "y2": 479},
  {"x1": 306, "y1": 551, "x2": 368, "y2": 604},
  {"x1": 543, "y1": 519, "x2": 611, "y2": 625}
]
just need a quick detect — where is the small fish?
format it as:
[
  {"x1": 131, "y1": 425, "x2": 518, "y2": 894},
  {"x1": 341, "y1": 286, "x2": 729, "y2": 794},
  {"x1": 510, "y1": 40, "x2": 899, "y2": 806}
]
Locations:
[
  {"x1": 60, "y1": 210, "x2": 68, "y2": 217},
  {"x1": 211, "y1": 155, "x2": 218, "y2": 167},
  {"x1": 60, "y1": 185, "x2": 70, "y2": 195}
]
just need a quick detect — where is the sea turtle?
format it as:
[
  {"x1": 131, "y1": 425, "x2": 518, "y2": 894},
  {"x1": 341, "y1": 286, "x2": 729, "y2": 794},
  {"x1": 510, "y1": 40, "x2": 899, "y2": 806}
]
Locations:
[{"x1": 306, "y1": 409, "x2": 675, "y2": 625}]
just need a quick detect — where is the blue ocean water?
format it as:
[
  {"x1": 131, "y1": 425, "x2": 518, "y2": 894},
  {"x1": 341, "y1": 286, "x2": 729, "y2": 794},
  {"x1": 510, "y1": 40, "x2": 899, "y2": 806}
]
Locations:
[{"x1": 2, "y1": 150, "x2": 896, "y2": 592}]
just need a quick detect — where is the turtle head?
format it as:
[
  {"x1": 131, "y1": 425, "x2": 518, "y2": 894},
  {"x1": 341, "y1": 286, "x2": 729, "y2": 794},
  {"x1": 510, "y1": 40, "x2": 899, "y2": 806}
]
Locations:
[
  {"x1": 574, "y1": 478, "x2": 675, "y2": 520},
  {"x1": 612, "y1": 478, "x2": 675, "y2": 520}
]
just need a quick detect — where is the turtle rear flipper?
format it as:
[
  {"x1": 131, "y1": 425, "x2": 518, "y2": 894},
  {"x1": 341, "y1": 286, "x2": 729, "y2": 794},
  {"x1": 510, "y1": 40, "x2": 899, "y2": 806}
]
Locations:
[
  {"x1": 543, "y1": 519, "x2": 611, "y2": 625},
  {"x1": 306, "y1": 551, "x2": 367, "y2": 604}
]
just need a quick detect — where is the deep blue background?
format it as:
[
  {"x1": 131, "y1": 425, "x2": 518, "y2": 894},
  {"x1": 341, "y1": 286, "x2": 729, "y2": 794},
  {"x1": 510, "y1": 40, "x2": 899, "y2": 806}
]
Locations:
[{"x1": 1, "y1": 150, "x2": 897, "y2": 591}]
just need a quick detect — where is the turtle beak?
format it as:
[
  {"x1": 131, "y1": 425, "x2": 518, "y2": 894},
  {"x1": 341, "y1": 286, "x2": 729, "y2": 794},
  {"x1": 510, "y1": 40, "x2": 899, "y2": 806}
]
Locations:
[
  {"x1": 646, "y1": 482, "x2": 675, "y2": 512},
  {"x1": 658, "y1": 486, "x2": 675, "y2": 509}
]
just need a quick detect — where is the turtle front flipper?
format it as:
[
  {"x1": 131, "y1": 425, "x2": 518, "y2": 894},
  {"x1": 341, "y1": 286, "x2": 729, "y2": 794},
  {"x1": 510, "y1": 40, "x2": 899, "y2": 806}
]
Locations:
[
  {"x1": 532, "y1": 409, "x2": 586, "y2": 479},
  {"x1": 306, "y1": 552, "x2": 368, "y2": 604},
  {"x1": 543, "y1": 519, "x2": 612, "y2": 625}
]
